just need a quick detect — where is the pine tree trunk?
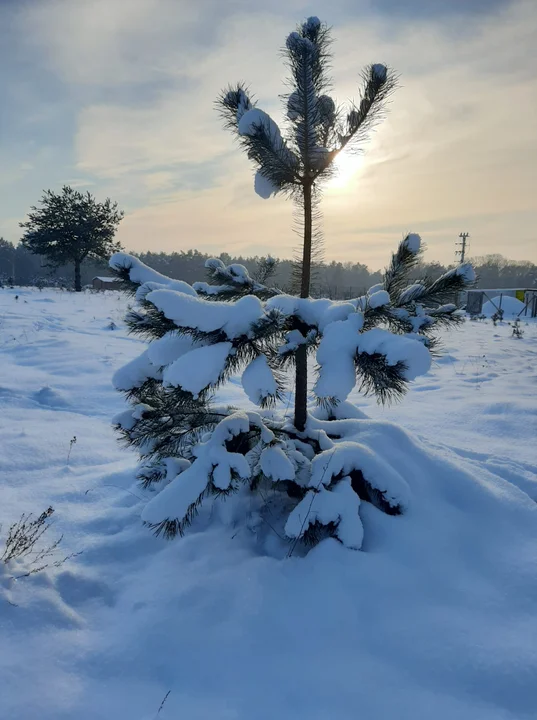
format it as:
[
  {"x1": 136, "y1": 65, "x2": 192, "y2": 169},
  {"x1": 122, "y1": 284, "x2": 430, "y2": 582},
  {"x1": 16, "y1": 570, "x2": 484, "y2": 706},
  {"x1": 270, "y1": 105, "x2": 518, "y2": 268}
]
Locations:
[
  {"x1": 300, "y1": 182, "x2": 313, "y2": 298},
  {"x1": 74, "y1": 259, "x2": 82, "y2": 292},
  {"x1": 294, "y1": 182, "x2": 313, "y2": 432}
]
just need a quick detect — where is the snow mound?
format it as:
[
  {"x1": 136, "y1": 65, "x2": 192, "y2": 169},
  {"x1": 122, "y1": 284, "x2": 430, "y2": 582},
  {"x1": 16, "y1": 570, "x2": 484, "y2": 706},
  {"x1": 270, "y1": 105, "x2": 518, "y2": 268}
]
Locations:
[
  {"x1": 482, "y1": 296, "x2": 525, "y2": 318},
  {"x1": 32, "y1": 386, "x2": 69, "y2": 408},
  {"x1": 99, "y1": 417, "x2": 537, "y2": 718}
]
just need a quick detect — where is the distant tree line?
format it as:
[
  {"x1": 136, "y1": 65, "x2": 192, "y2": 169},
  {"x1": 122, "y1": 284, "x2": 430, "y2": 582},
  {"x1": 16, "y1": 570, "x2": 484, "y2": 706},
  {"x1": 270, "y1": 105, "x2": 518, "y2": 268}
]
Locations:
[{"x1": 1, "y1": 236, "x2": 536, "y2": 296}]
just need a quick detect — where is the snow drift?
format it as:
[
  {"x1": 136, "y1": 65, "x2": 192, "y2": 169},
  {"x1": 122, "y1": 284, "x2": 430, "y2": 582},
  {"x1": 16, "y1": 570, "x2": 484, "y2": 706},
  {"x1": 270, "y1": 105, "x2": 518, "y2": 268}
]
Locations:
[
  {"x1": 1, "y1": 288, "x2": 537, "y2": 719},
  {"x1": 482, "y1": 295, "x2": 525, "y2": 318}
]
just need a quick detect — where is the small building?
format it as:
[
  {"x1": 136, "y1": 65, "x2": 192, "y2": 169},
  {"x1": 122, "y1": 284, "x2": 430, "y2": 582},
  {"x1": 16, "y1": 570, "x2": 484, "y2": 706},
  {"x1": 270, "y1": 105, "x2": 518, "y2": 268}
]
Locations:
[{"x1": 92, "y1": 276, "x2": 123, "y2": 291}]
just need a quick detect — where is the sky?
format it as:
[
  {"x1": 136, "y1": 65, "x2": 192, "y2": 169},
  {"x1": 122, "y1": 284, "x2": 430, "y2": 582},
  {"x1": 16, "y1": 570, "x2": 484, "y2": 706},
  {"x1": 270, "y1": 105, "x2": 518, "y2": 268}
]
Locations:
[{"x1": 1, "y1": 0, "x2": 536, "y2": 270}]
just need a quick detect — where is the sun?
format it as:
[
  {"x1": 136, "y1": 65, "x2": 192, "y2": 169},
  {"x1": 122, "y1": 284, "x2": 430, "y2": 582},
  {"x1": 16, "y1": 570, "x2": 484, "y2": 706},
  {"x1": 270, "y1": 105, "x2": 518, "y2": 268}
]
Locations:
[{"x1": 326, "y1": 150, "x2": 362, "y2": 189}]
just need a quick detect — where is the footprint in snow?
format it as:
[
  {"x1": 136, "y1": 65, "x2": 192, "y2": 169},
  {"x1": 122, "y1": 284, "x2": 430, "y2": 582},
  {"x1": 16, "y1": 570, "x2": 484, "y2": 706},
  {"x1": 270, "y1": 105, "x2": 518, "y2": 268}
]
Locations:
[{"x1": 55, "y1": 570, "x2": 116, "y2": 608}]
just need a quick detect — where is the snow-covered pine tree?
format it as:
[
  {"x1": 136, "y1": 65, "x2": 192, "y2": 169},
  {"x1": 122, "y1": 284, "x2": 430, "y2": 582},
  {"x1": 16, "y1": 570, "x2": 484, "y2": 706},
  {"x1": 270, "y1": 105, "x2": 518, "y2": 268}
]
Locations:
[
  {"x1": 217, "y1": 16, "x2": 397, "y2": 432},
  {"x1": 109, "y1": 230, "x2": 475, "y2": 550}
]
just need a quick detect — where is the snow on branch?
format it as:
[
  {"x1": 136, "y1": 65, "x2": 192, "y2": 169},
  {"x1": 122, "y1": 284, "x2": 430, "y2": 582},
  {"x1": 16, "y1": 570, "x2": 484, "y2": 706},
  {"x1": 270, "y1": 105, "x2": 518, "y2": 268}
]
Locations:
[
  {"x1": 314, "y1": 316, "x2": 431, "y2": 404},
  {"x1": 285, "y1": 479, "x2": 363, "y2": 550},
  {"x1": 113, "y1": 350, "x2": 162, "y2": 392},
  {"x1": 195, "y1": 258, "x2": 280, "y2": 301},
  {"x1": 308, "y1": 441, "x2": 409, "y2": 512},
  {"x1": 383, "y1": 234, "x2": 423, "y2": 297},
  {"x1": 146, "y1": 289, "x2": 265, "y2": 340},
  {"x1": 163, "y1": 342, "x2": 234, "y2": 398},
  {"x1": 242, "y1": 356, "x2": 279, "y2": 407},
  {"x1": 141, "y1": 412, "x2": 253, "y2": 537},
  {"x1": 110, "y1": 252, "x2": 197, "y2": 297},
  {"x1": 236, "y1": 107, "x2": 300, "y2": 195},
  {"x1": 339, "y1": 63, "x2": 397, "y2": 155}
]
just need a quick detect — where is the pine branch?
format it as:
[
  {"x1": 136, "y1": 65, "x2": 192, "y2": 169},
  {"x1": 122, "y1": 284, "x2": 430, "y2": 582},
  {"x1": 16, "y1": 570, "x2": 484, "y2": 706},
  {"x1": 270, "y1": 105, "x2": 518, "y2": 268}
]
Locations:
[
  {"x1": 355, "y1": 353, "x2": 408, "y2": 404},
  {"x1": 217, "y1": 83, "x2": 255, "y2": 136},
  {"x1": 396, "y1": 266, "x2": 474, "y2": 307},
  {"x1": 194, "y1": 258, "x2": 281, "y2": 301},
  {"x1": 218, "y1": 88, "x2": 301, "y2": 191},
  {"x1": 335, "y1": 64, "x2": 398, "y2": 161},
  {"x1": 383, "y1": 234, "x2": 423, "y2": 297}
]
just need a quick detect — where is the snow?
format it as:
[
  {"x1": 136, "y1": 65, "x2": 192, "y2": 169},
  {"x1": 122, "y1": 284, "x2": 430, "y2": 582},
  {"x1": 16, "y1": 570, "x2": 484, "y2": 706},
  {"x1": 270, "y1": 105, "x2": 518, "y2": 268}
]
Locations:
[
  {"x1": 141, "y1": 412, "x2": 252, "y2": 526},
  {"x1": 482, "y1": 296, "x2": 525, "y2": 318},
  {"x1": 315, "y1": 317, "x2": 431, "y2": 402},
  {"x1": 112, "y1": 349, "x2": 161, "y2": 391},
  {"x1": 241, "y1": 355, "x2": 278, "y2": 405},
  {"x1": 146, "y1": 331, "x2": 201, "y2": 368},
  {"x1": 286, "y1": 31, "x2": 304, "y2": 50},
  {"x1": 238, "y1": 108, "x2": 298, "y2": 173},
  {"x1": 192, "y1": 281, "x2": 228, "y2": 296},
  {"x1": 457, "y1": 262, "x2": 476, "y2": 283},
  {"x1": 227, "y1": 263, "x2": 250, "y2": 283},
  {"x1": 311, "y1": 400, "x2": 368, "y2": 421},
  {"x1": 303, "y1": 15, "x2": 321, "y2": 31},
  {"x1": 229, "y1": 87, "x2": 252, "y2": 122},
  {"x1": 287, "y1": 91, "x2": 300, "y2": 120},
  {"x1": 238, "y1": 108, "x2": 271, "y2": 137},
  {"x1": 314, "y1": 313, "x2": 365, "y2": 402},
  {"x1": 399, "y1": 283, "x2": 425, "y2": 303},
  {"x1": 367, "y1": 289, "x2": 391, "y2": 308},
  {"x1": 309, "y1": 441, "x2": 410, "y2": 510},
  {"x1": 285, "y1": 479, "x2": 363, "y2": 549},
  {"x1": 113, "y1": 403, "x2": 152, "y2": 431},
  {"x1": 205, "y1": 257, "x2": 225, "y2": 271},
  {"x1": 260, "y1": 445, "x2": 296, "y2": 482},
  {"x1": 357, "y1": 328, "x2": 432, "y2": 381},
  {"x1": 371, "y1": 63, "x2": 388, "y2": 81},
  {"x1": 266, "y1": 294, "x2": 356, "y2": 331},
  {"x1": 318, "y1": 94, "x2": 336, "y2": 119},
  {"x1": 278, "y1": 328, "x2": 307, "y2": 353},
  {"x1": 109, "y1": 252, "x2": 197, "y2": 297},
  {"x1": 403, "y1": 232, "x2": 422, "y2": 253},
  {"x1": 254, "y1": 170, "x2": 279, "y2": 199},
  {"x1": 146, "y1": 289, "x2": 264, "y2": 339},
  {"x1": 162, "y1": 341, "x2": 233, "y2": 397},
  {"x1": 2, "y1": 288, "x2": 537, "y2": 719}
]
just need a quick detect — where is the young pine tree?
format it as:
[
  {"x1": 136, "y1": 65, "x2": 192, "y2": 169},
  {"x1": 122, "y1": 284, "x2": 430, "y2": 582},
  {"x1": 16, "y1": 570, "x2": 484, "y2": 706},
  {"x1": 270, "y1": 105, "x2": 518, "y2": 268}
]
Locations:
[
  {"x1": 218, "y1": 17, "x2": 396, "y2": 431},
  {"x1": 110, "y1": 239, "x2": 475, "y2": 550},
  {"x1": 109, "y1": 17, "x2": 476, "y2": 552}
]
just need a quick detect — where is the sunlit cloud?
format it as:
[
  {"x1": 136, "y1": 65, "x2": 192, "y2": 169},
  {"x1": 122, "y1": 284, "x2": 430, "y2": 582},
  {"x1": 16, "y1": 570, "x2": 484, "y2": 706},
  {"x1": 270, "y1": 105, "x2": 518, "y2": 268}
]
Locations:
[{"x1": 1, "y1": 0, "x2": 535, "y2": 269}]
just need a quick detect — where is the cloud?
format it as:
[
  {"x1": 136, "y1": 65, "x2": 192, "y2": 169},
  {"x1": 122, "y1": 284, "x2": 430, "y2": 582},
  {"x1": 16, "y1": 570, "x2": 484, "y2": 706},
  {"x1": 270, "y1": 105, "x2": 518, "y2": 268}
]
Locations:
[{"x1": 5, "y1": 0, "x2": 537, "y2": 267}]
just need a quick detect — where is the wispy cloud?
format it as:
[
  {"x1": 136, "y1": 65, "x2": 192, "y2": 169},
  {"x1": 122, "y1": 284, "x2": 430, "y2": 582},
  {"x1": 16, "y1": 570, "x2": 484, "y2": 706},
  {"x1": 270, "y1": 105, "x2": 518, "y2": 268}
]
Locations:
[{"x1": 1, "y1": 0, "x2": 535, "y2": 268}]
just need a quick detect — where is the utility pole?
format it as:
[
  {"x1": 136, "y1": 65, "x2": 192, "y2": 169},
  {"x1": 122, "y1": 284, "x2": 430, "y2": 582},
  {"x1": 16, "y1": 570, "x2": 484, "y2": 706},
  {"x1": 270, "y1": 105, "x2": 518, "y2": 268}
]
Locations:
[{"x1": 456, "y1": 232, "x2": 469, "y2": 263}]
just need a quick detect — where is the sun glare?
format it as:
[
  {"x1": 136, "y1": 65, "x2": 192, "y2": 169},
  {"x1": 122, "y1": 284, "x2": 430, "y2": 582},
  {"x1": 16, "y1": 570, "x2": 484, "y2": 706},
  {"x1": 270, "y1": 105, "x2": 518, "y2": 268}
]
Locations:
[{"x1": 327, "y1": 151, "x2": 362, "y2": 189}]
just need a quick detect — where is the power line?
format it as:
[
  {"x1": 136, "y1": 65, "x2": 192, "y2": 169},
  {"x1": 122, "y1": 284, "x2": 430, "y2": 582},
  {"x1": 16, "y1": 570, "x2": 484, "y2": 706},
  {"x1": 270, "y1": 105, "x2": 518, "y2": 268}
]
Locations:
[{"x1": 455, "y1": 232, "x2": 470, "y2": 263}]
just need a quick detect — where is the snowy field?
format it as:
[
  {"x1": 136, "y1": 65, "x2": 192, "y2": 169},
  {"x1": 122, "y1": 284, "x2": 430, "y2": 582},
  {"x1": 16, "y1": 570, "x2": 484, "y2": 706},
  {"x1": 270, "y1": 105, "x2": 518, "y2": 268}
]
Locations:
[{"x1": 1, "y1": 287, "x2": 537, "y2": 720}]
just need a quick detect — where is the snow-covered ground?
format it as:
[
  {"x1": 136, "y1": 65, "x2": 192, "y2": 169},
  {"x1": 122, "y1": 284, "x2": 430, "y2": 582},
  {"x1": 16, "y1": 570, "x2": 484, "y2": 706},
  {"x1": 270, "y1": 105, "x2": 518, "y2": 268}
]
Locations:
[{"x1": 1, "y1": 287, "x2": 537, "y2": 720}]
